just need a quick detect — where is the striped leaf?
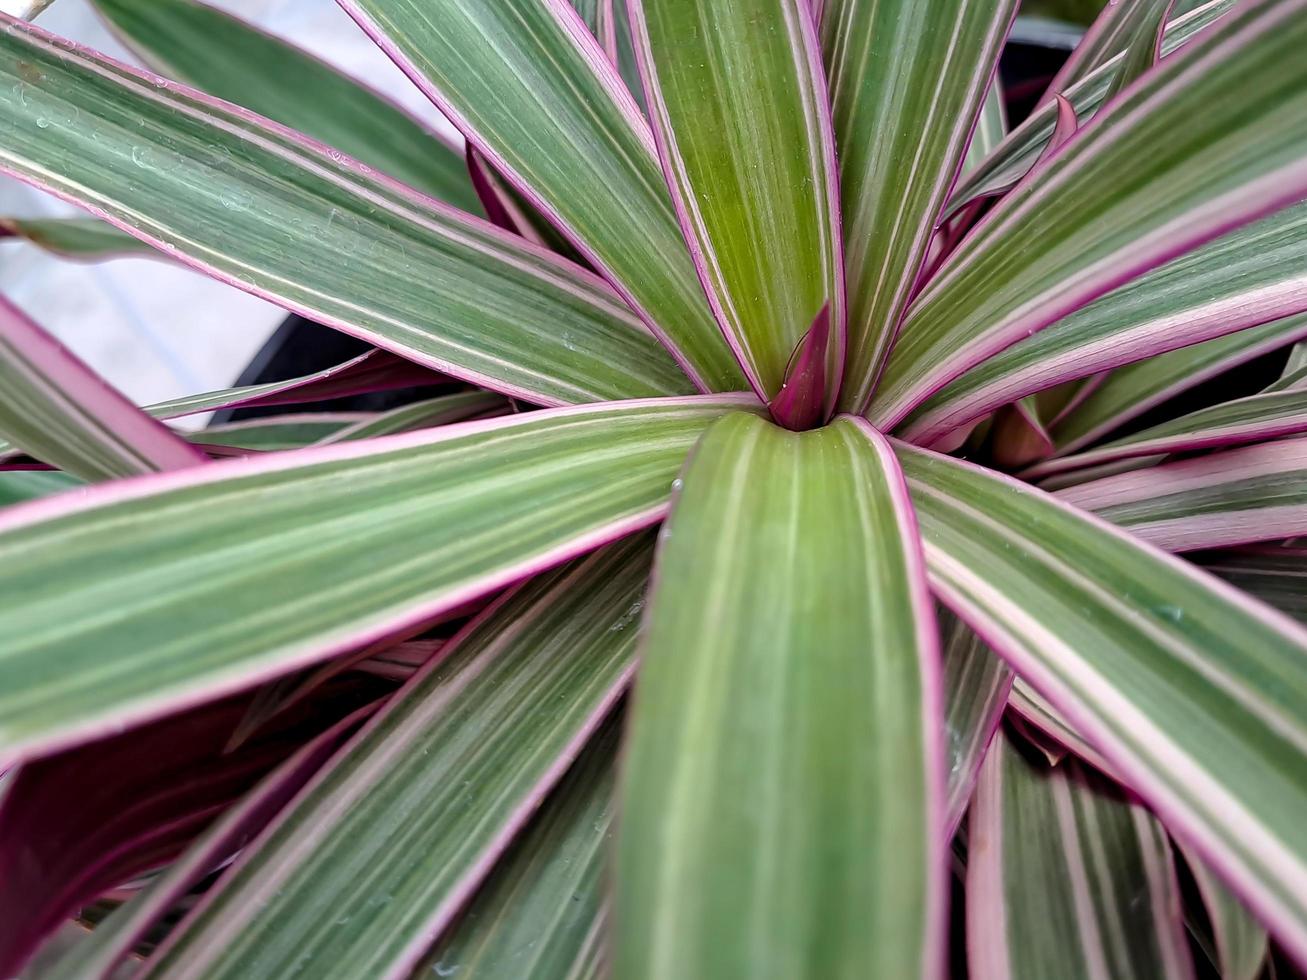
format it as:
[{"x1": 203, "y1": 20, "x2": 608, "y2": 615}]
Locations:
[
  {"x1": 631, "y1": 0, "x2": 844, "y2": 413},
  {"x1": 1057, "y1": 438, "x2": 1307, "y2": 551},
  {"x1": 1027, "y1": 385, "x2": 1307, "y2": 480},
  {"x1": 0, "y1": 295, "x2": 204, "y2": 481},
  {"x1": 1008, "y1": 676, "x2": 1118, "y2": 777},
  {"x1": 896, "y1": 441, "x2": 1307, "y2": 966},
  {"x1": 1043, "y1": 0, "x2": 1174, "y2": 102},
  {"x1": 946, "y1": 0, "x2": 1236, "y2": 214},
  {"x1": 1051, "y1": 312, "x2": 1307, "y2": 455},
  {"x1": 870, "y1": 0, "x2": 1307, "y2": 429},
  {"x1": 336, "y1": 0, "x2": 743, "y2": 391},
  {"x1": 1182, "y1": 843, "x2": 1270, "y2": 980},
  {"x1": 0, "y1": 469, "x2": 80, "y2": 506},
  {"x1": 0, "y1": 17, "x2": 689, "y2": 406},
  {"x1": 89, "y1": 0, "x2": 481, "y2": 213},
  {"x1": 0, "y1": 395, "x2": 750, "y2": 764},
  {"x1": 147, "y1": 538, "x2": 652, "y2": 979},
  {"x1": 412, "y1": 717, "x2": 618, "y2": 980},
  {"x1": 1203, "y1": 548, "x2": 1307, "y2": 623},
  {"x1": 617, "y1": 412, "x2": 944, "y2": 979},
  {"x1": 968, "y1": 729, "x2": 1194, "y2": 980},
  {"x1": 184, "y1": 413, "x2": 369, "y2": 453},
  {"x1": 941, "y1": 604, "x2": 1012, "y2": 832},
  {"x1": 0, "y1": 215, "x2": 152, "y2": 260},
  {"x1": 964, "y1": 79, "x2": 1010, "y2": 175},
  {"x1": 610, "y1": 0, "x2": 648, "y2": 114},
  {"x1": 821, "y1": 0, "x2": 1017, "y2": 413},
  {"x1": 317, "y1": 392, "x2": 507, "y2": 444},
  {"x1": 899, "y1": 204, "x2": 1307, "y2": 446}
]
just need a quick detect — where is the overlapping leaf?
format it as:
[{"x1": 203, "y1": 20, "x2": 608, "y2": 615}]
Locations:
[
  {"x1": 0, "y1": 395, "x2": 750, "y2": 763},
  {"x1": 897, "y1": 442, "x2": 1307, "y2": 964},
  {"x1": 0, "y1": 17, "x2": 688, "y2": 405},
  {"x1": 617, "y1": 413, "x2": 943, "y2": 978},
  {"x1": 337, "y1": 0, "x2": 743, "y2": 390},
  {"x1": 632, "y1": 0, "x2": 844, "y2": 414},
  {"x1": 870, "y1": 0, "x2": 1307, "y2": 429},
  {"x1": 147, "y1": 539, "x2": 651, "y2": 979},
  {"x1": 0, "y1": 215, "x2": 151, "y2": 260},
  {"x1": 821, "y1": 0, "x2": 1017, "y2": 412}
]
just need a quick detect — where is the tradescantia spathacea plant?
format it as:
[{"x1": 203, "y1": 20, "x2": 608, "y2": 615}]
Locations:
[{"x1": 1, "y1": 0, "x2": 1307, "y2": 975}]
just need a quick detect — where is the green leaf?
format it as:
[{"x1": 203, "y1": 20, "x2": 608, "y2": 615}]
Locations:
[
  {"x1": 900, "y1": 206, "x2": 1307, "y2": 446},
  {"x1": 0, "y1": 296, "x2": 205, "y2": 481},
  {"x1": 821, "y1": 0, "x2": 1017, "y2": 412},
  {"x1": 940, "y1": 604, "x2": 1012, "y2": 832},
  {"x1": 632, "y1": 0, "x2": 843, "y2": 409},
  {"x1": 337, "y1": 0, "x2": 744, "y2": 391},
  {"x1": 1180, "y1": 842, "x2": 1270, "y2": 980},
  {"x1": 0, "y1": 18, "x2": 689, "y2": 406},
  {"x1": 184, "y1": 413, "x2": 370, "y2": 452},
  {"x1": 1008, "y1": 676, "x2": 1118, "y2": 777},
  {"x1": 617, "y1": 412, "x2": 944, "y2": 978},
  {"x1": 148, "y1": 537, "x2": 652, "y2": 979},
  {"x1": 896, "y1": 441, "x2": 1307, "y2": 965},
  {"x1": 0, "y1": 395, "x2": 751, "y2": 764},
  {"x1": 610, "y1": 0, "x2": 649, "y2": 115},
  {"x1": 413, "y1": 717, "x2": 619, "y2": 980},
  {"x1": 946, "y1": 0, "x2": 1236, "y2": 214},
  {"x1": 1051, "y1": 311, "x2": 1307, "y2": 455},
  {"x1": 89, "y1": 0, "x2": 482, "y2": 213},
  {"x1": 1202, "y1": 548, "x2": 1307, "y2": 623},
  {"x1": 968, "y1": 729, "x2": 1194, "y2": 979},
  {"x1": 317, "y1": 391, "x2": 507, "y2": 443},
  {"x1": 871, "y1": 0, "x2": 1307, "y2": 429},
  {"x1": 1044, "y1": 0, "x2": 1173, "y2": 102},
  {"x1": 964, "y1": 79, "x2": 1010, "y2": 176},
  {"x1": 1057, "y1": 438, "x2": 1307, "y2": 552},
  {"x1": 0, "y1": 469, "x2": 82, "y2": 507},
  {"x1": 1027, "y1": 384, "x2": 1307, "y2": 480},
  {"x1": 0, "y1": 215, "x2": 153, "y2": 260}
]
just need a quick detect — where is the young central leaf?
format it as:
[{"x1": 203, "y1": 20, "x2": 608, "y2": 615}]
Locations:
[{"x1": 630, "y1": 0, "x2": 845, "y2": 415}]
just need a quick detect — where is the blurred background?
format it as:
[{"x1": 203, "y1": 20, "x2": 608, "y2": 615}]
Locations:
[{"x1": 0, "y1": 0, "x2": 1104, "y2": 414}]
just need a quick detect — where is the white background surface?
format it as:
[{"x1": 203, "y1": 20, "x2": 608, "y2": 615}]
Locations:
[{"x1": 0, "y1": 0, "x2": 460, "y2": 410}]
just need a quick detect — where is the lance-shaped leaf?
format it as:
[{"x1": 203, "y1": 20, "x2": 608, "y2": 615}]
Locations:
[
  {"x1": 318, "y1": 391, "x2": 507, "y2": 443},
  {"x1": 36, "y1": 704, "x2": 376, "y2": 980},
  {"x1": 1056, "y1": 438, "x2": 1307, "y2": 552},
  {"x1": 899, "y1": 205, "x2": 1307, "y2": 446},
  {"x1": 184, "y1": 413, "x2": 370, "y2": 453},
  {"x1": 1179, "y1": 842, "x2": 1270, "y2": 980},
  {"x1": 1008, "y1": 676, "x2": 1119, "y2": 777},
  {"x1": 336, "y1": 0, "x2": 742, "y2": 391},
  {"x1": 617, "y1": 413, "x2": 944, "y2": 978},
  {"x1": 869, "y1": 0, "x2": 1307, "y2": 430},
  {"x1": 0, "y1": 215, "x2": 153, "y2": 260},
  {"x1": 941, "y1": 604, "x2": 1012, "y2": 833},
  {"x1": 1202, "y1": 548, "x2": 1307, "y2": 623},
  {"x1": 413, "y1": 717, "x2": 619, "y2": 980},
  {"x1": 968, "y1": 729, "x2": 1194, "y2": 980},
  {"x1": 946, "y1": 0, "x2": 1236, "y2": 214},
  {"x1": 0, "y1": 394, "x2": 751, "y2": 764},
  {"x1": 964, "y1": 79, "x2": 1009, "y2": 175},
  {"x1": 821, "y1": 0, "x2": 1016, "y2": 413},
  {"x1": 610, "y1": 0, "x2": 648, "y2": 114},
  {"x1": 1042, "y1": 0, "x2": 1174, "y2": 104},
  {"x1": 0, "y1": 295, "x2": 204, "y2": 481},
  {"x1": 630, "y1": 0, "x2": 844, "y2": 410},
  {"x1": 1027, "y1": 383, "x2": 1307, "y2": 480},
  {"x1": 0, "y1": 469, "x2": 80, "y2": 506},
  {"x1": 1051, "y1": 312, "x2": 1307, "y2": 456},
  {"x1": 146, "y1": 538, "x2": 652, "y2": 980},
  {"x1": 896, "y1": 441, "x2": 1307, "y2": 966},
  {"x1": 0, "y1": 18, "x2": 689, "y2": 407},
  {"x1": 90, "y1": 0, "x2": 481, "y2": 213}
]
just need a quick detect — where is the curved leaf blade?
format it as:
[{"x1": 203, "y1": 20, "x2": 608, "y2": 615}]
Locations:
[
  {"x1": 897, "y1": 441, "x2": 1307, "y2": 966},
  {"x1": 631, "y1": 0, "x2": 844, "y2": 407},
  {"x1": 0, "y1": 215, "x2": 152, "y2": 260},
  {"x1": 871, "y1": 0, "x2": 1307, "y2": 429},
  {"x1": 968, "y1": 729, "x2": 1193, "y2": 980},
  {"x1": 336, "y1": 0, "x2": 743, "y2": 390},
  {"x1": 0, "y1": 395, "x2": 751, "y2": 764},
  {"x1": 1181, "y1": 843, "x2": 1270, "y2": 980},
  {"x1": 821, "y1": 0, "x2": 1017, "y2": 412},
  {"x1": 0, "y1": 16, "x2": 688, "y2": 406},
  {"x1": 617, "y1": 412, "x2": 944, "y2": 979},
  {"x1": 147, "y1": 538, "x2": 652, "y2": 980},
  {"x1": 1043, "y1": 0, "x2": 1173, "y2": 103}
]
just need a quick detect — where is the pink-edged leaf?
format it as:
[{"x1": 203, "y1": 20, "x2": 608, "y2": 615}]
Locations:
[
  {"x1": 1055, "y1": 438, "x2": 1307, "y2": 552},
  {"x1": 0, "y1": 395, "x2": 754, "y2": 766},
  {"x1": 142, "y1": 538, "x2": 653, "y2": 979},
  {"x1": 767, "y1": 303, "x2": 833, "y2": 431},
  {"x1": 1042, "y1": 0, "x2": 1176, "y2": 105},
  {"x1": 464, "y1": 144, "x2": 526, "y2": 239},
  {"x1": 871, "y1": 0, "x2": 1307, "y2": 430},
  {"x1": 629, "y1": 0, "x2": 845, "y2": 414},
  {"x1": 896, "y1": 441, "x2": 1307, "y2": 966},
  {"x1": 0, "y1": 678, "x2": 384, "y2": 977},
  {"x1": 336, "y1": 0, "x2": 743, "y2": 391},
  {"x1": 821, "y1": 0, "x2": 1018, "y2": 413},
  {"x1": 968, "y1": 726, "x2": 1194, "y2": 980},
  {"x1": 0, "y1": 295, "x2": 204, "y2": 481}
]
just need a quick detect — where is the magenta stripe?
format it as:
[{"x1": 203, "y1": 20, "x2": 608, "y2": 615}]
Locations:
[{"x1": 0, "y1": 295, "x2": 206, "y2": 473}]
